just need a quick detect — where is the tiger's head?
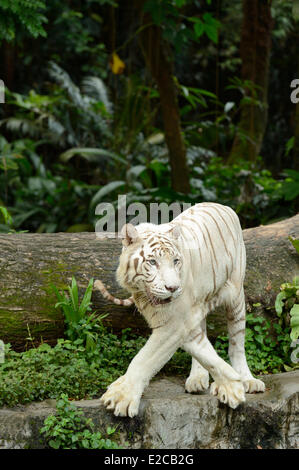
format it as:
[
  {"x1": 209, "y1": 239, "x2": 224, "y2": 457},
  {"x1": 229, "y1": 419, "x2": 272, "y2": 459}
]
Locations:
[{"x1": 116, "y1": 223, "x2": 183, "y2": 306}]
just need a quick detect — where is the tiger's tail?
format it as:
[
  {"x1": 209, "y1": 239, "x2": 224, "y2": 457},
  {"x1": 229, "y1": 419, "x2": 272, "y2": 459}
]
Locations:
[{"x1": 94, "y1": 279, "x2": 134, "y2": 307}]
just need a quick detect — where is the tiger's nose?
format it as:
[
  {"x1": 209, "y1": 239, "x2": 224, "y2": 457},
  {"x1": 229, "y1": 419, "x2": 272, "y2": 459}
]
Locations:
[{"x1": 165, "y1": 285, "x2": 179, "y2": 293}]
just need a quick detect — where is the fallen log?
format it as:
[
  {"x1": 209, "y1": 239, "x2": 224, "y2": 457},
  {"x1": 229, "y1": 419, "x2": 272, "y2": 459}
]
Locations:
[{"x1": 0, "y1": 215, "x2": 298, "y2": 350}]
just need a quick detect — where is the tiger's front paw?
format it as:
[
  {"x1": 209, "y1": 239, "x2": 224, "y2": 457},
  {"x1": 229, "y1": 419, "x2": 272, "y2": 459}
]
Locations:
[
  {"x1": 100, "y1": 375, "x2": 141, "y2": 418},
  {"x1": 210, "y1": 380, "x2": 245, "y2": 409}
]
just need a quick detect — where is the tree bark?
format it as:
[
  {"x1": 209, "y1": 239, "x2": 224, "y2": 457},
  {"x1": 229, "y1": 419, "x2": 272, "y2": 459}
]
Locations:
[
  {"x1": 0, "y1": 215, "x2": 298, "y2": 350},
  {"x1": 138, "y1": 11, "x2": 190, "y2": 194},
  {"x1": 3, "y1": 41, "x2": 15, "y2": 90},
  {"x1": 229, "y1": 0, "x2": 273, "y2": 163},
  {"x1": 293, "y1": 97, "x2": 299, "y2": 172}
]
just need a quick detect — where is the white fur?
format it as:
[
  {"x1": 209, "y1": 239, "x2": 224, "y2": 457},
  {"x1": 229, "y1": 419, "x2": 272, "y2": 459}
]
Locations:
[{"x1": 100, "y1": 202, "x2": 265, "y2": 417}]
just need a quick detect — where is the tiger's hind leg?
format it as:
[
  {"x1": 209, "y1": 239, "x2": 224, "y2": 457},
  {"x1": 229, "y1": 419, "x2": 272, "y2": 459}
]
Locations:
[
  {"x1": 183, "y1": 329, "x2": 245, "y2": 409},
  {"x1": 185, "y1": 320, "x2": 209, "y2": 393},
  {"x1": 226, "y1": 285, "x2": 265, "y2": 394},
  {"x1": 185, "y1": 357, "x2": 209, "y2": 393}
]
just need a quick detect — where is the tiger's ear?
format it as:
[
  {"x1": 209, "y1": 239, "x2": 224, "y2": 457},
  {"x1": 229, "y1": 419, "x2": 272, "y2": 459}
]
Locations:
[
  {"x1": 120, "y1": 223, "x2": 140, "y2": 247},
  {"x1": 170, "y1": 225, "x2": 181, "y2": 240}
]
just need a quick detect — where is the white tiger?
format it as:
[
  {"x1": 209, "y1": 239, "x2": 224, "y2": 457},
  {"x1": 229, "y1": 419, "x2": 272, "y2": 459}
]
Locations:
[{"x1": 95, "y1": 202, "x2": 265, "y2": 418}]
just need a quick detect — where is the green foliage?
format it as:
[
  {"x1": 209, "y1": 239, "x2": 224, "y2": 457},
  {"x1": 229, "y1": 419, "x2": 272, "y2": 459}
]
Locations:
[
  {"x1": 178, "y1": 82, "x2": 218, "y2": 115},
  {"x1": 289, "y1": 236, "x2": 299, "y2": 255},
  {"x1": 214, "y1": 312, "x2": 294, "y2": 374},
  {"x1": 40, "y1": 393, "x2": 120, "y2": 449},
  {"x1": 143, "y1": 0, "x2": 221, "y2": 49},
  {"x1": 0, "y1": 47, "x2": 295, "y2": 232},
  {"x1": 91, "y1": 152, "x2": 290, "y2": 231},
  {"x1": 53, "y1": 277, "x2": 94, "y2": 325},
  {"x1": 0, "y1": 328, "x2": 146, "y2": 408},
  {"x1": 2, "y1": 65, "x2": 113, "y2": 150},
  {"x1": 0, "y1": 206, "x2": 11, "y2": 225},
  {"x1": 0, "y1": 0, "x2": 47, "y2": 42},
  {"x1": 275, "y1": 275, "x2": 299, "y2": 342},
  {"x1": 181, "y1": 77, "x2": 265, "y2": 158},
  {"x1": 0, "y1": 136, "x2": 97, "y2": 233},
  {"x1": 272, "y1": 0, "x2": 294, "y2": 39},
  {"x1": 53, "y1": 277, "x2": 107, "y2": 351},
  {"x1": 285, "y1": 136, "x2": 294, "y2": 157},
  {"x1": 0, "y1": 135, "x2": 26, "y2": 171},
  {"x1": 280, "y1": 170, "x2": 299, "y2": 201},
  {"x1": 0, "y1": 304, "x2": 296, "y2": 409},
  {"x1": 0, "y1": 0, "x2": 296, "y2": 235},
  {"x1": 188, "y1": 12, "x2": 220, "y2": 43},
  {"x1": 196, "y1": 157, "x2": 288, "y2": 227},
  {"x1": 0, "y1": 205, "x2": 12, "y2": 232},
  {"x1": 0, "y1": 124, "x2": 295, "y2": 233}
]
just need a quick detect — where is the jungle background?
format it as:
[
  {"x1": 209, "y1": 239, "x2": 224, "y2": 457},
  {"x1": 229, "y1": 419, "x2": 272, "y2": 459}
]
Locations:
[
  {"x1": 0, "y1": 1, "x2": 299, "y2": 423},
  {"x1": 0, "y1": 0, "x2": 298, "y2": 233}
]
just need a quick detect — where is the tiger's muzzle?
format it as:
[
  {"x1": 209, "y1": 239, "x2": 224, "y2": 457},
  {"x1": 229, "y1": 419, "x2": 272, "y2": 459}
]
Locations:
[{"x1": 146, "y1": 286, "x2": 182, "y2": 306}]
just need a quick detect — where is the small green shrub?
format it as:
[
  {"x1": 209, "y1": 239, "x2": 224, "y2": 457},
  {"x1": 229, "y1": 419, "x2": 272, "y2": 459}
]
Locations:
[
  {"x1": 40, "y1": 393, "x2": 120, "y2": 449},
  {"x1": 274, "y1": 238, "x2": 299, "y2": 343},
  {"x1": 52, "y1": 276, "x2": 107, "y2": 351},
  {"x1": 275, "y1": 275, "x2": 299, "y2": 342}
]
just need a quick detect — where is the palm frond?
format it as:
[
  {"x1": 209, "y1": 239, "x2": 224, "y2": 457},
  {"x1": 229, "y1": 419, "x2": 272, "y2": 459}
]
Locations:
[
  {"x1": 60, "y1": 147, "x2": 126, "y2": 164},
  {"x1": 0, "y1": 117, "x2": 41, "y2": 138}
]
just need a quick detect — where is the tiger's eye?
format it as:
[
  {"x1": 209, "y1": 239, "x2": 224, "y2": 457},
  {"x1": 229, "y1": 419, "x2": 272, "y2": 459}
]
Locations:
[
  {"x1": 149, "y1": 259, "x2": 157, "y2": 266},
  {"x1": 174, "y1": 258, "x2": 180, "y2": 265}
]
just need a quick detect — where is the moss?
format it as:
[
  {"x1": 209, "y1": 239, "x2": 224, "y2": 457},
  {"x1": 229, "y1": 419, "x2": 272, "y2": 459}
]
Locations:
[
  {"x1": 0, "y1": 308, "x2": 64, "y2": 349},
  {"x1": 0, "y1": 310, "x2": 25, "y2": 336},
  {"x1": 0, "y1": 257, "x2": 89, "y2": 348}
]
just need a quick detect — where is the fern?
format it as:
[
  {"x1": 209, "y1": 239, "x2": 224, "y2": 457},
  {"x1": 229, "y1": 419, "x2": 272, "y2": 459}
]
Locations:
[
  {"x1": 48, "y1": 62, "x2": 89, "y2": 111},
  {"x1": 82, "y1": 77, "x2": 113, "y2": 114},
  {"x1": 47, "y1": 62, "x2": 113, "y2": 143},
  {"x1": 2, "y1": 63, "x2": 114, "y2": 152}
]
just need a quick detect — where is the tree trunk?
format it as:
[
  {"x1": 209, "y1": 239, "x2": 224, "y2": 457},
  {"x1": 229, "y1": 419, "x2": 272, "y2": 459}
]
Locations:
[
  {"x1": 293, "y1": 97, "x2": 299, "y2": 172},
  {"x1": 139, "y1": 11, "x2": 190, "y2": 194},
  {"x1": 0, "y1": 215, "x2": 298, "y2": 350},
  {"x1": 3, "y1": 41, "x2": 15, "y2": 90},
  {"x1": 229, "y1": 0, "x2": 273, "y2": 163}
]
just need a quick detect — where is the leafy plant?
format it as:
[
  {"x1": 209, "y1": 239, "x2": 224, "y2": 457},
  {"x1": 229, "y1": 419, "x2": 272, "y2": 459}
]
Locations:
[
  {"x1": 0, "y1": 205, "x2": 13, "y2": 232},
  {"x1": 52, "y1": 277, "x2": 106, "y2": 351},
  {"x1": 214, "y1": 312, "x2": 294, "y2": 374},
  {"x1": 0, "y1": 0, "x2": 47, "y2": 42},
  {"x1": 0, "y1": 135, "x2": 26, "y2": 171},
  {"x1": 178, "y1": 81, "x2": 218, "y2": 116},
  {"x1": 280, "y1": 169, "x2": 299, "y2": 201},
  {"x1": 143, "y1": 0, "x2": 221, "y2": 50},
  {"x1": 0, "y1": 136, "x2": 98, "y2": 233},
  {"x1": 2, "y1": 65, "x2": 112, "y2": 151},
  {"x1": 191, "y1": 156, "x2": 287, "y2": 227},
  {"x1": 275, "y1": 275, "x2": 299, "y2": 342},
  {"x1": 0, "y1": 329, "x2": 146, "y2": 407},
  {"x1": 289, "y1": 236, "x2": 299, "y2": 255},
  {"x1": 40, "y1": 393, "x2": 120, "y2": 449}
]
